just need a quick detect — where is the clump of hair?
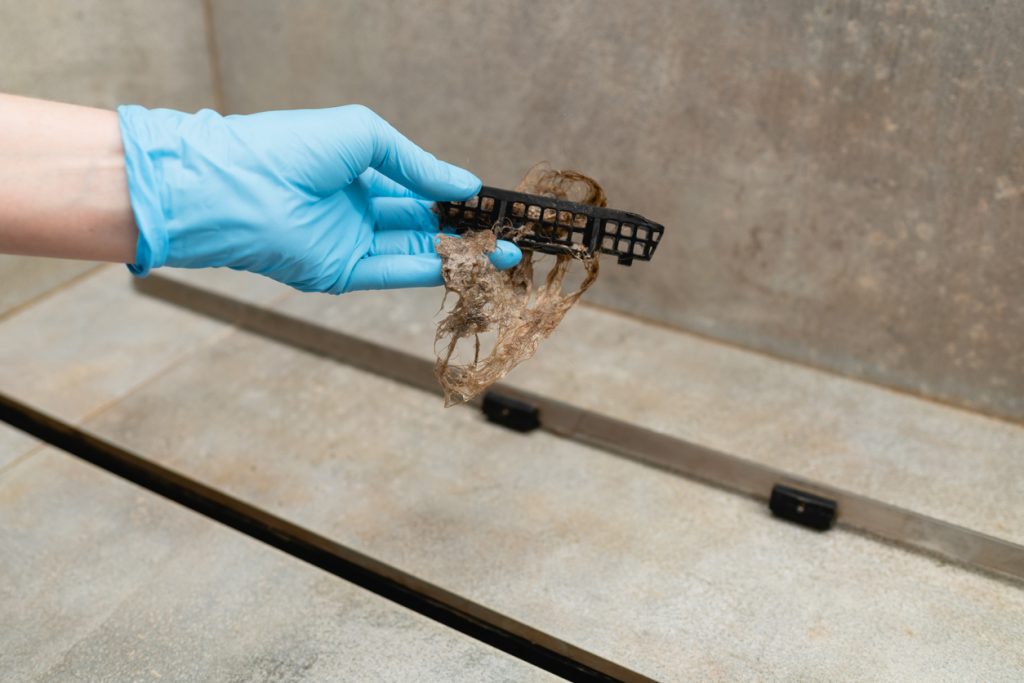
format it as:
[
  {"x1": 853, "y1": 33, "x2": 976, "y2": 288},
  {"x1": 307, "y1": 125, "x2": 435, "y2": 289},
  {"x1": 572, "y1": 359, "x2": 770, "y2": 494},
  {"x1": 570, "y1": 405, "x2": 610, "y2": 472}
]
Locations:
[{"x1": 434, "y1": 163, "x2": 603, "y2": 406}]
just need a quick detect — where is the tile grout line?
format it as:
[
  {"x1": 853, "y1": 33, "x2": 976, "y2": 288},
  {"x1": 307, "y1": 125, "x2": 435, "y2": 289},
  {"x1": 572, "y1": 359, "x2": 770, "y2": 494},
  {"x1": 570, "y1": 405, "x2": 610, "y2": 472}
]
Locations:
[
  {"x1": 0, "y1": 442, "x2": 46, "y2": 480},
  {"x1": 68, "y1": 288, "x2": 296, "y2": 428},
  {"x1": 0, "y1": 265, "x2": 122, "y2": 484},
  {"x1": 0, "y1": 263, "x2": 110, "y2": 325},
  {"x1": 200, "y1": 0, "x2": 227, "y2": 113}
]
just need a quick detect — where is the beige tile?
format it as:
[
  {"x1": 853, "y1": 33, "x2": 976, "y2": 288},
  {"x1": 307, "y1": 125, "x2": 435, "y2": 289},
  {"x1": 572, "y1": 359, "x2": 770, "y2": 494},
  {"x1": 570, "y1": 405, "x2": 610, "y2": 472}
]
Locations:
[
  {"x1": 272, "y1": 286, "x2": 1024, "y2": 547},
  {"x1": 0, "y1": 449, "x2": 554, "y2": 682},
  {"x1": 0, "y1": 423, "x2": 37, "y2": 472},
  {"x1": 0, "y1": 267, "x2": 226, "y2": 420},
  {"x1": 0, "y1": 0, "x2": 215, "y2": 110},
  {"x1": 0, "y1": 257, "x2": 97, "y2": 320},
  {"x1": 86, "y1": 328, "x2": 1024, "y2": 681},
  {"x1": 209, "y1": 0, "x2": 1024, "y2": 422}
]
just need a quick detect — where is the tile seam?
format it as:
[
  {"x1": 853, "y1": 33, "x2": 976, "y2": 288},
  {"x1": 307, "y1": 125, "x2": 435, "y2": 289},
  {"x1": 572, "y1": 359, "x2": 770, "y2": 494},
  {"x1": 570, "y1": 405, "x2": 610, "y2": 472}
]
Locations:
[
  {"x1": 0, "y1": 263, "x2": 110, "y2": 325},
  {"x1": 200, "y1": 0, "x2": 227, "y2": 112}
]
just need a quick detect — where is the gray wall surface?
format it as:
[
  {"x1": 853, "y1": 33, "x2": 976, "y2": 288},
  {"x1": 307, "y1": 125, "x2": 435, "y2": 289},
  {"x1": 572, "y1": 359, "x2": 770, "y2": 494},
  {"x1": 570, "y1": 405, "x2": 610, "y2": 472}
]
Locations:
[
  {"x1": 0, "y1": 0, "x2": 216, "y2": 109},
  {"x1": 208, "y1": 0, "x2": 1024, "y2": 423},
  {"x1": 0, "y1": 1, "x2": 1019, "y2": 422}
]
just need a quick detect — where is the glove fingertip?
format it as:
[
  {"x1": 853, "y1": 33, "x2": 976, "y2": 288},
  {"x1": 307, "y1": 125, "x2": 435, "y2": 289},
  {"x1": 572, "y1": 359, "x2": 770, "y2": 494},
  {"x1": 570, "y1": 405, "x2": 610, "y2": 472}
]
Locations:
[{"x1": 489, "y1": 240, "x2": 523, "y2": 270}]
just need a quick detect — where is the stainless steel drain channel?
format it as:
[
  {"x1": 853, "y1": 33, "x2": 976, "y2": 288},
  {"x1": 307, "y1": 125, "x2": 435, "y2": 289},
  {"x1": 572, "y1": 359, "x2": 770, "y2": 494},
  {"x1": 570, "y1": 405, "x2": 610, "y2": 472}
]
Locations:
[{"x1": 135, "y1": 274, "x2": 1024, "y2": 584}]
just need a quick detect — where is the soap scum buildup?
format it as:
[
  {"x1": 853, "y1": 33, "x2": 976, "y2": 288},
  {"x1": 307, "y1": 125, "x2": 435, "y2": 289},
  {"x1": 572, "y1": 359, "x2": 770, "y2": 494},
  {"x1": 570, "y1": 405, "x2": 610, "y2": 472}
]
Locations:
[{"x1": 433, "y1": 163, "x2": 603, "y2": 406}]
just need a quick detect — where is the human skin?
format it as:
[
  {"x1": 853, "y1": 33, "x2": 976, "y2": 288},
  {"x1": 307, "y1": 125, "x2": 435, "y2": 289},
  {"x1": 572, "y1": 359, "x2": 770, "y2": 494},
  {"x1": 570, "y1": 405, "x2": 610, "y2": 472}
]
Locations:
[{"x1": 0, "y1": 93, "x2": 138, "y2": 263}]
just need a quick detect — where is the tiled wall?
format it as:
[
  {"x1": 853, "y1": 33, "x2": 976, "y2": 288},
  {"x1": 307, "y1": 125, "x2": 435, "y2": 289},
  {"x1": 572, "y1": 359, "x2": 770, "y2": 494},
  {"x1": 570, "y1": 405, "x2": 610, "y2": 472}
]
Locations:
[
  {"x1": 2, "y1": 1, "x2": 1020, "y2": 422},
  {"x1": 0, "y1": 0, "x2": 219, "y2": 311},
  {"x1": 0, "y1": 0, "x2": 216, "y2": 109},
  {"x1": 208, "y1": 0, "x2": 1024, "y2": 422}
]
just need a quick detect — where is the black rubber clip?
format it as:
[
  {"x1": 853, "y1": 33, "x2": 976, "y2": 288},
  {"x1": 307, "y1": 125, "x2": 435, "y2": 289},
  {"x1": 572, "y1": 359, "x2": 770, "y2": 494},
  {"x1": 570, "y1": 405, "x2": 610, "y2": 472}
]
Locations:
[
  {"x1": 482, "y1": 392, "x2": 541, "y2": 432},
  {"x1": 435, "y1": 186, "x2": 664, "y2": 266},
  {"x1": 769, "y1": 485, "x2": 837, "y2": 531}
]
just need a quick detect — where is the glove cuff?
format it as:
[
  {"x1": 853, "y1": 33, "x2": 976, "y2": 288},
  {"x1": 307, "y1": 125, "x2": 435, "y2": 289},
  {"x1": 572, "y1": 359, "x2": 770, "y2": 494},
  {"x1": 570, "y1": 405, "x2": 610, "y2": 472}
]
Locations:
[{"x1": 117, "y1": 104, "x2": 178, "y2": 276}]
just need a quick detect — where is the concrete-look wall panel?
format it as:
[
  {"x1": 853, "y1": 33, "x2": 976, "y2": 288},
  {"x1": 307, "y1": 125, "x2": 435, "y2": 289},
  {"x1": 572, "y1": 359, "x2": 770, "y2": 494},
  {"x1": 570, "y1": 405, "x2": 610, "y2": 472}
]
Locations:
[
  {"x1": 0, "y1": 0, "x2": 216, "y2": 110},
  {"x1": 209, "y1": 0, "x2": 1024, "y2": 422}
]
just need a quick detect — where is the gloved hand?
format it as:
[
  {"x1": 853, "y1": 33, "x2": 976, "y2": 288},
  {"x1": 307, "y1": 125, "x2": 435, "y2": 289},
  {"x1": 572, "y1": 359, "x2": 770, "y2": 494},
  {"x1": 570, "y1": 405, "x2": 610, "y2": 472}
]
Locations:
[{"x1": 117, "y1": 104, "x2": 521, "y2": 293}]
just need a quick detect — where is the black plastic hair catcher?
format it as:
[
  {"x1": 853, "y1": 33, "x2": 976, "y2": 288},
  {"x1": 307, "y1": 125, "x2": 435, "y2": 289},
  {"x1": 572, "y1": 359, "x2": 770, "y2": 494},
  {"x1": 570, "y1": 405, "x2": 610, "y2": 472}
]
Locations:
[{"x1": 435, "y1": 186, "x2": 664, "y2": 266}]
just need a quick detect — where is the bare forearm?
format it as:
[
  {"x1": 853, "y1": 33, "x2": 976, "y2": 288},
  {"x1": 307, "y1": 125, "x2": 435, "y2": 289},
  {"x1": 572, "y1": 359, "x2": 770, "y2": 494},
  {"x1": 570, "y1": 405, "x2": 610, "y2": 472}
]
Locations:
[{"x1": 0, "y1": 94, "x2": 137, "y2": 263}]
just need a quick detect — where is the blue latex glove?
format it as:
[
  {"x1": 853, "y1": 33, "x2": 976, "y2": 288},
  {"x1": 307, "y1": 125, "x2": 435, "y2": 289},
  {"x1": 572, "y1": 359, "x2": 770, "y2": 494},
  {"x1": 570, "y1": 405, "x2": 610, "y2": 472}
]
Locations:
[{"x1": 117, "y1": 104, "x2": 521, "y2": 293}]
